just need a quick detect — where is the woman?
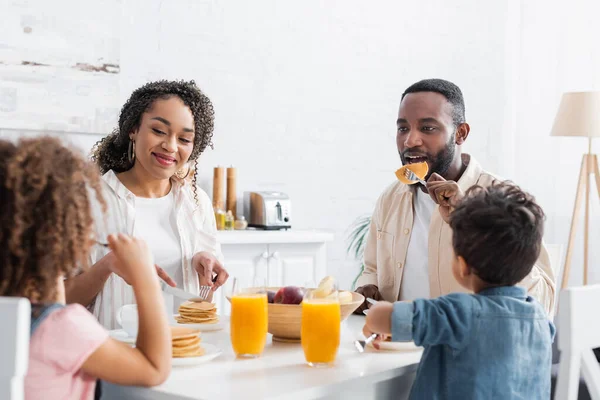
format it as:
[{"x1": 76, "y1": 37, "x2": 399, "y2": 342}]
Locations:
[{"x1": 64, "y1": 80, "x2": 229, "y2": 329}]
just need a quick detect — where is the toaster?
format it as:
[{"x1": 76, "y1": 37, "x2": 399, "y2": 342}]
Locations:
[{"x1": 243, "y1": 191, "x2": 291, "y2": 230}]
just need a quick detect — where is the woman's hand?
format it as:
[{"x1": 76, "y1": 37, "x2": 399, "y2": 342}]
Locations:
[
  {"x1": 153, "y1": 265, "x2": 177, "y2": 287},
  {"x1": 192, "y1": 251, "x2": 229, "y2": 291},
  {"x1": 101, "y1": 240, "x2": 177, "y2": 287}
]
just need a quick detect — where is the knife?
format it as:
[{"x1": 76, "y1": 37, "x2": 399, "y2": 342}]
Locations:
[
  {"x1": 366, "y1": 298, "x2": 379, "y2": 306},
  {"x1": 160, "y1": 281, "x2": 207, "y2": 302}
]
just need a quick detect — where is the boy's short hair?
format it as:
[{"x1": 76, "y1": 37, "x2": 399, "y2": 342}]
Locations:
[{"x1": 449, "y1": 182, "x2": 545, "y2": 286}]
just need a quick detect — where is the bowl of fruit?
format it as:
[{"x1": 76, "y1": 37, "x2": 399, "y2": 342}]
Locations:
[
  {"x1": 263, "y1": 277, "x2": 364, "y2": 342},
  {"x1": 226, "y1": 276, "x2": 364, "y2": 342}
]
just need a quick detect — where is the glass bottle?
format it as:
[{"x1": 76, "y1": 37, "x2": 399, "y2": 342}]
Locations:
[
  {"x1": 215, "y1": 209, "x2": 226, "y2": 230},
  {"x1": 225, "y1": 210, "x2": 235, "y2": 230},
  {"x1": 234, "y1": 215, "x2": 248, "y2": 230}
]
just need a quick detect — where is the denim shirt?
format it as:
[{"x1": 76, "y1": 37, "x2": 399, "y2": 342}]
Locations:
[{"x1": 391, "y1": 286, "x2": 555, "y2": 400}]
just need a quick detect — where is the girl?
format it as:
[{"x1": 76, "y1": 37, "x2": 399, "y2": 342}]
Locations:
[{"x1": 0, "y1": 137, "x2": 171, "y2": 399}]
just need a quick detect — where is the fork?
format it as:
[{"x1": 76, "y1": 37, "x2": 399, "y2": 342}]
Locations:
[
  {"x1": 197, "y1": 285, "x2": 213, "y2": 300},
  {"x1": 354, "y1": 333, "x2": 378, "y2": 353},
  {"x1": 404, "y1": 169, "x2": 427, "y2": 185}
]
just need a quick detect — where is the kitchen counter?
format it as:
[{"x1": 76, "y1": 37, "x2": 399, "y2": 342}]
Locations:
[
  {"x1": 102, "y1": 315, "x2": 421, "y2": 400},
  {"x1": 216, "y1": 229, "x2": 334, "y2": 245}
]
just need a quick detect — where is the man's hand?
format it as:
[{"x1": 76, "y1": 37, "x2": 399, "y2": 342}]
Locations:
[
  {"x1": 192, "y1": 251, "x2": 229, "y2": 291},
  {"x1": 354, "y1": 284, "x2": 383, "y2": 314},
  {"x1": 426, "y1": 173, "x2": 465, "y2": 223}
]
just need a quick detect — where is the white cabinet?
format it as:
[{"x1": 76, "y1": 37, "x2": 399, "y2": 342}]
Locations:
[
  {"x1": 213, "y1": 230, "x2": 333, "y2": 315},
  {"x1": 267, "y1": 243, "x2": 326, "y2": 287}
]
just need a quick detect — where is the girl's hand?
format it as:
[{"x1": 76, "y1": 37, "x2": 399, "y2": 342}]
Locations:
[{"x1": 107, "y1": 234, "x2": 155, "y2": 285}]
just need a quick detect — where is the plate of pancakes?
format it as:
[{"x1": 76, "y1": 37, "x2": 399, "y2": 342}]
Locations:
[
  {"x1": 173, "y1": 301, "x2": 224, "y2": 332},
  {"x1": 170, "y1": 326, "x2": 222, "y2": 366}
]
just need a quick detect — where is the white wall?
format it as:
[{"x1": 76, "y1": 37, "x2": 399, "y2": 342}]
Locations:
[
  {"x1": 1, "y1": 0, "x2": 598, "y2": 290},
  {"x1": 118, "y1": 0, "x2": 514, "y2": 289},
  {"x1": 510, "y1": 0, "x2": 600, "y2": 286}
]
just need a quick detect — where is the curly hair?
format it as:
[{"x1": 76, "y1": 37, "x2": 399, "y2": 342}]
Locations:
[
  {"x1": 90, "y1": 80, "x2": 215, "y2": 201},
  {"x1": 449, "y1": 181, "x2": 545, "y2": 286},
  {"x1": 0, "y1": 137, "x2": 106, "y2": 303}
]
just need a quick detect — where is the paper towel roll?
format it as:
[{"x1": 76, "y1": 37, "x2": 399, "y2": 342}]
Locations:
[
  {"x1": 212, "y1": 166, "x2": 225, "y2": 210},
  {"x1": 226, "y1": 167, "x2": 237, "y2": 218}
]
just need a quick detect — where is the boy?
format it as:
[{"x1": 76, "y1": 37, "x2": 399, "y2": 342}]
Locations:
[{"x1": 364, "y1": 182, "x2": 555, "y2": 400}]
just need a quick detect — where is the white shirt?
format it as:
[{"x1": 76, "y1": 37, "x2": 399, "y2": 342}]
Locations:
[
  {"x1": 132, "y1": 191, "x2": 182, "y2": 314},
  {"x1": 399, "y1": 188, "x2": 436, "y2": 301},
  {"x1": 89, "y1": 170, "x2": 223, "y2": 329}
]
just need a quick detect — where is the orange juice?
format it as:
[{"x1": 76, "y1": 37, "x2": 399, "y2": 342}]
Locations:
[
  {"x1": 301, "y1": 299, "x2": 341, "y2": 366},
  {"x1": 230, "y1": 294, "x2": 268, "y2": 357}
]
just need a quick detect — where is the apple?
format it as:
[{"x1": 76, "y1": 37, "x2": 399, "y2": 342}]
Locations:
[
  {"x1": 267, "y1": 290, "x2": 276, "y2": 304},
  {"x1": 273, "y1": 286, "x2": 304, "y2": 305}
]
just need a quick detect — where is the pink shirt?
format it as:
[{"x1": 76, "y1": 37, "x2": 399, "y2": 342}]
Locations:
[{"x1": 25, "y1": 304, "x2": 108, "y2": 400}]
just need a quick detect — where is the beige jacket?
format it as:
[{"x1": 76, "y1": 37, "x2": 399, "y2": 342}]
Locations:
[{"x1": 356, "y1": 154, "x2": 556, "y2": 315}]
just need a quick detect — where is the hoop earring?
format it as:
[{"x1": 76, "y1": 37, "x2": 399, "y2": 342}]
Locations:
[
  {"x1": 128, "y1": 140, "x2": 136, "y2": 163},
  {"x1": 175, "y1": 164, "x2": 191, "y2": 180}
]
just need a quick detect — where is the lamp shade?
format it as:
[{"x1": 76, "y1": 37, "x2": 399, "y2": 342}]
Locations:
[{"x1": 550, "y1": 91, "x2": 600, "y2": 138}]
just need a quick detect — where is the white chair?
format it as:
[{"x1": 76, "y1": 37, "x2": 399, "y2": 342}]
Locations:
[
  {"x1": 545, "y1": 243, "x2": 564, "y2": 314},
  {"x1": 554, "y1": 285, "x2": 600, "y2": 400},
  {"x1": 0, "y1": 297, "x2": 31, "y2": 400}
]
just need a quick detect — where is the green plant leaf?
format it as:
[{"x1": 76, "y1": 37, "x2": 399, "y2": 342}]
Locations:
[{"x1": 345, "y1": 214, "x2": 372, "y2": 290}]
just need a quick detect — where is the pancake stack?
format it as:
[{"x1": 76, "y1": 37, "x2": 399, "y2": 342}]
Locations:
[
  {"x1": 171, "y1": 326, "x2": 203, "y2": 358},
  {"x1": 176, "y1": 301, "x2": 218, "y2": 324}
]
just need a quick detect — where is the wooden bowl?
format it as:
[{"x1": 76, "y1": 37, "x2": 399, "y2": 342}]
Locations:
[{"x1": 227, "y1": 288, "x2": 364, "y2": 343}]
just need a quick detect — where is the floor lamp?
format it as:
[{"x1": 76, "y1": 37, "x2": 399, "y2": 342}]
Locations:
[{"x1": 551, "y1": 91, "x2": 600, "y2": 289}]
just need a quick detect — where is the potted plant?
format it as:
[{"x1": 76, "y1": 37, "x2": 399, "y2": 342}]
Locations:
[{"x1": 346, "y1": 215, "x2": 371, "y2": 289}]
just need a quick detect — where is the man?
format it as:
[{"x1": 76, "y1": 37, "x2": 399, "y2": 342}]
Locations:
[{"x1": 354, "y1": 78, "x2": 555, "y2": 315}]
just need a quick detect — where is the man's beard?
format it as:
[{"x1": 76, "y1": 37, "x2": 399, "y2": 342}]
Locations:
[{"x1": 400, "y1": 138, "x2": 456, "y2": 179}]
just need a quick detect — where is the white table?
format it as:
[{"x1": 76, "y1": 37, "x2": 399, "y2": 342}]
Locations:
[{"x1": 103, "y1": 315, "x2": 421, "y2": 400}]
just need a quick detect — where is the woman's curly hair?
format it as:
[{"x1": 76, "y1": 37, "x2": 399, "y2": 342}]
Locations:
[
  {"x1": 0, "y1": 137, "x2": 106, "y2": 303},
  {"x1": 91, "y1": 80, "x2": 215, "y2": 200}
]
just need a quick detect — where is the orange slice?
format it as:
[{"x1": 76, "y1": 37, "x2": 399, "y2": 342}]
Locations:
[{"x1": 395, "y1": 162, "x2": 428, "y2": 185}]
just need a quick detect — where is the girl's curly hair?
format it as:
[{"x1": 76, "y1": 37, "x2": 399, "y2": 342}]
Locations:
[
  {"x1": 0, "y1": 137, "x2": 106, "y2": 303},
  {"x1": 91, "y1": 80, "x2": 215, "y2": 200}
]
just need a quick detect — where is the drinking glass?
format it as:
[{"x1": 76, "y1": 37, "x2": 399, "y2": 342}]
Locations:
[
  {"x1": 301, "y1": 281, "x2": 341, "y2": 367},
  {"x1": 230, "y1": 277, "x2": 268, "y2": 358}
]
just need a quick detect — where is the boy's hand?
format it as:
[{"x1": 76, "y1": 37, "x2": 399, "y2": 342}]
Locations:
[
  {"x1": 107, "y1": 233, "x2": 155, "y2": 286},
  {"x1": 363, "y1": 301, "x2": 394, "y2": 349},
  {"x1": 426, "y1": 173, "x2": 464, "y2": 223},
  {"x1": 361, "y1": 325, "x2": 390, "y2": 350}
]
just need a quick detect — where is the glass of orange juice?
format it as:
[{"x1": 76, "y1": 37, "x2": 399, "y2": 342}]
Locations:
[
  {"x1": 301, "y1": 284, "x2": 341, "y2": 367},
  {"x1": 230, "y1": 277, "x2": 268, "y2": 358}
]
